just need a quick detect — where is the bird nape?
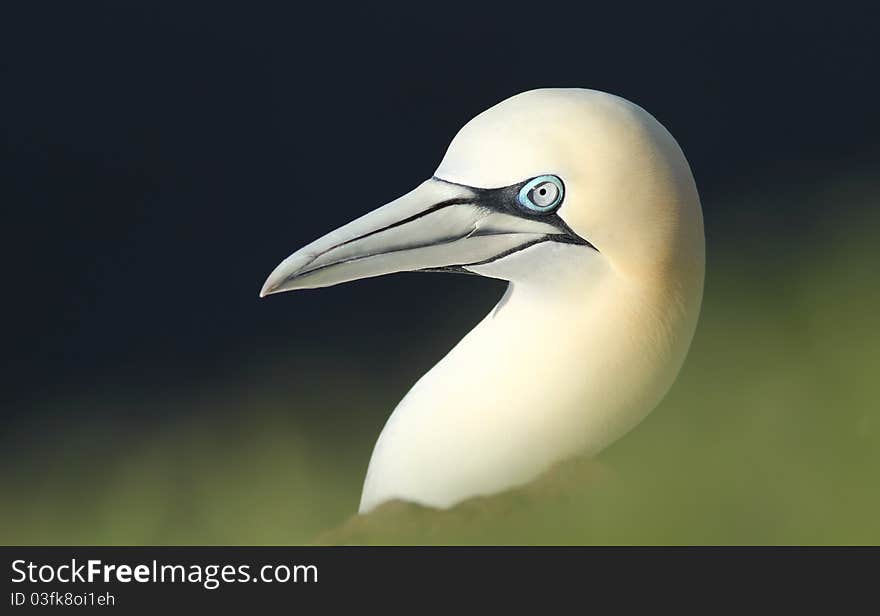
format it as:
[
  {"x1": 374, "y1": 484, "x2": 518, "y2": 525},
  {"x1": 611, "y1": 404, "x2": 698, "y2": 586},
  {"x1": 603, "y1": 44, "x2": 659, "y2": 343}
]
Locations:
[{"x1": 261, "y1": 88, "x2": 705, "y2": 514}]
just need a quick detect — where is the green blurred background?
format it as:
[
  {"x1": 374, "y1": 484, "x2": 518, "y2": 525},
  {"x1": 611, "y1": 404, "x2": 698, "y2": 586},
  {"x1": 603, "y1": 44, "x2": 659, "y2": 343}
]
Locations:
[
  {"x1": 2, "y1": 5, "x2": 878, "y2": 544},
  {"x1": 4, "y1": 165, "x2": 878, "y2": 544}
]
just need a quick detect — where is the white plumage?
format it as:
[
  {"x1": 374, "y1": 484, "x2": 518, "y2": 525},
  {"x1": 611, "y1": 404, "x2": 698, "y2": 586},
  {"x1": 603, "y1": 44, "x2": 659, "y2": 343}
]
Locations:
[{"x1": 261, "y1": 89, "x2": 704, "y2": 513}]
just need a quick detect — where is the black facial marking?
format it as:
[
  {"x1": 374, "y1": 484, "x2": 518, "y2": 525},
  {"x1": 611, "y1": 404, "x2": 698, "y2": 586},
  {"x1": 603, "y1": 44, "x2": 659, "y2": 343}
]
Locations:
[
  {"x1": 432, "y1": 176, "x2": 593, "y2": 248},
  {"x1": 422, "y1": 176, "x2": 597, "y2": 271}
]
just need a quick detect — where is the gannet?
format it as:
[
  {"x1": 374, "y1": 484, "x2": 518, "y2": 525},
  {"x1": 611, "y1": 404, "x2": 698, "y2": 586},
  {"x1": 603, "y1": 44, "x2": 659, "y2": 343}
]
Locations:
[{"x1": 261, "y1": 89, "x2": 705, "y2": 514}]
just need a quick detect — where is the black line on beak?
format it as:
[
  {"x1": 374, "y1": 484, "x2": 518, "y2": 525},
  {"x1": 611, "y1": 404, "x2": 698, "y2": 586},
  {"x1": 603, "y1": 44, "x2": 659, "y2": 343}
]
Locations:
[{"x1": 311, "y1": 195, "x2": 476, "y2": 265}]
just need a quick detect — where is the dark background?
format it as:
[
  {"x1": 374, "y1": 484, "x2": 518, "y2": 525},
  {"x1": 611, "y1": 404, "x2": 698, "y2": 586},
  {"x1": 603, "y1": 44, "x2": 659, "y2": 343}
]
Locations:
[
  {"x1": 4, "y1": 3, "x2": 878, "y2": 413},
  {"x1": 2, "y1": 3, "x2": 878, "y2": 543}
]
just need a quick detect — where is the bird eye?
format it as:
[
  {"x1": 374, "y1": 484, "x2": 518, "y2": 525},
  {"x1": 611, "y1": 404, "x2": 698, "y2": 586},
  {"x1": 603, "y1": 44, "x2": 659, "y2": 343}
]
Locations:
[{"x1": 518, "y1": 175, "x2": 564, "y2": 213}]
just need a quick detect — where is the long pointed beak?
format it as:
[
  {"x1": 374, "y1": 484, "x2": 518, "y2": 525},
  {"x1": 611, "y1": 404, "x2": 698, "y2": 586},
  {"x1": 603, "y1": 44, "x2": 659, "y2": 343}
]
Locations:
[{"x1": 260, "y1": 178, "x2": 565, "y2": 296}]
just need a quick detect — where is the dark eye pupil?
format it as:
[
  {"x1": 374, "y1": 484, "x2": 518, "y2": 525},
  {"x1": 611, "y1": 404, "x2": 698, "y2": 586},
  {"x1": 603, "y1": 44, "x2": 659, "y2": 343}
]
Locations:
[
  {"x1": 528, "y1": 181, "x2": 559, "y2": 208},
  {"x1": 518, "y1": 175, "x2": 563, "y2": 212}
]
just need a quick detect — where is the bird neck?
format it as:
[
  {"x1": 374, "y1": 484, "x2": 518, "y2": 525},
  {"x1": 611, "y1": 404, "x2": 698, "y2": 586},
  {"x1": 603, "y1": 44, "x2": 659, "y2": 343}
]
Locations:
[{"x1": 360, "y1": 248, "x2": 702, "y2": 511}]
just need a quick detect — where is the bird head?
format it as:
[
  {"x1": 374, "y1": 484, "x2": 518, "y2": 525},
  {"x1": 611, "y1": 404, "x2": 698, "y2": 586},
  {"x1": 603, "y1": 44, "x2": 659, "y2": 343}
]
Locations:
[{"x1": 260, "y1": 89, "x2": 703, "y2": 297}]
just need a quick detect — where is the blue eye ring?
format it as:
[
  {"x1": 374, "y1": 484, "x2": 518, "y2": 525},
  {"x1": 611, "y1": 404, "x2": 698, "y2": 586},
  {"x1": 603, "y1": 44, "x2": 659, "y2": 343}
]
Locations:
[{"x1": 517, "y1": 175, "x2": 565, "y2": 213}]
